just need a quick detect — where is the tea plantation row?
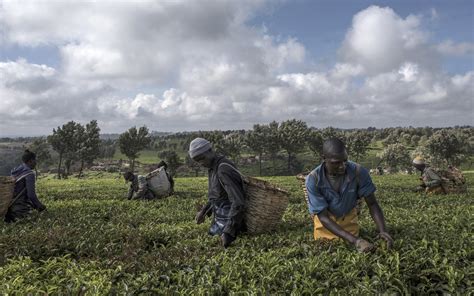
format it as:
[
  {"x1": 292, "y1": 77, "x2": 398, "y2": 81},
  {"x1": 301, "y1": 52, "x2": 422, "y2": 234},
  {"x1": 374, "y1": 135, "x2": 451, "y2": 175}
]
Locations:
[{"x1": 0, "y1": 173, "x2": 472, "y2": 294}]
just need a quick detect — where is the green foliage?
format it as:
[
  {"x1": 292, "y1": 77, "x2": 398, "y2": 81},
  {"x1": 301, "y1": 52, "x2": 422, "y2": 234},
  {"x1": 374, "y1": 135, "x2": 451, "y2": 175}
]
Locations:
[
  {"x1": 0, "y1": 173, "x2": 472, "y2": 294},
  {"x1": 48, "y1": 121, "x2": 84, "y2": 178},
  {"x1": 158, "y1": 150, "x2": 182, "y2": 176},
  {"x1": 307, "y1": 129, "x2": 323, "y2": 160},
  {"x1": 377, "y1": 143, "x2": 411, "y2": 171},
  {"x1": 119, "y1": 126, "x2": 151, "y2": 171},
  {"x1": 246, "y1": 123, "x2": 280, "y2": 176},
  {"x1": 28, "y1": 137, "x2": 52, "y2": 170},
  {"x1": 78, "y1": 120, "x2": 101, "y2": 176},
  {"x1": 426, "y1": 129, "x2": 470, "y2": 167},
  {"x1": 345, "y1": 131, "x2": 372, "y2": 162},
  {"x1": 278, "y1": 119, "x2": 309, "y2": 173}
]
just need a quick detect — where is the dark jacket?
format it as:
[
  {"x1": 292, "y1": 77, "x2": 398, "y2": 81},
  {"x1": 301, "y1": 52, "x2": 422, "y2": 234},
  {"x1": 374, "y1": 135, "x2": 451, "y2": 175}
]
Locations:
[
  {"x1": 11, "y1": 163, "x2": 44, "y2": 209},
  {"x1": 203, "y1": 156, "x2": 246, "y2": 237},
  {"x1": 5, "y1": 163, "x2": 45, "y2": 222}
]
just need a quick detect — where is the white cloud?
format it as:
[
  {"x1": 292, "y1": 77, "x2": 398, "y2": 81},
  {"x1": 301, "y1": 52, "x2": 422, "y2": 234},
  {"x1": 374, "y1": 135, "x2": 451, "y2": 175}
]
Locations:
[
  {"x1": 436, "y1": 40, "x2": 474, "y2": 57},
  {"x1": 341, "y1": 6, "x2": 430, "y2": 75},
  {"x1": 0, "y1": 3, "x2": 472, "y2": 135},
  {"x1": 398, "y1": 62, "x2": 419, "y2": 82}
]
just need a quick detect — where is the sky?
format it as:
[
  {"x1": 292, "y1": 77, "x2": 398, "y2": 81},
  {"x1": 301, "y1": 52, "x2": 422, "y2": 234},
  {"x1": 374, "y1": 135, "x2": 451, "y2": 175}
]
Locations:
[{"x1": 0, "y1": 0, "x2": 473, "y2": 137}]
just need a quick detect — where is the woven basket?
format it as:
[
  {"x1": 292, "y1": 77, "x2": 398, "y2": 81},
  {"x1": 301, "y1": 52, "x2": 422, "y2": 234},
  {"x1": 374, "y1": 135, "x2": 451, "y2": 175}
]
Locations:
[
  {"x1": 296, "y1": 172, "x2": 312, "y2": 219},
  {"x1": 243, "y1": 176, "x2": 290, "y2": 234},
  {"x1": 0, "y1": 176, "x2": 15, "y2": 218}
]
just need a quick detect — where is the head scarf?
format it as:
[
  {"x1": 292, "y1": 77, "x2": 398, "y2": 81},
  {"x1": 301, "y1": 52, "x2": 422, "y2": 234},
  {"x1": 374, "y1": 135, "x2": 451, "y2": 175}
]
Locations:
[{"x1": 412, "y1": 156, "x2": 425, "y2": 165}]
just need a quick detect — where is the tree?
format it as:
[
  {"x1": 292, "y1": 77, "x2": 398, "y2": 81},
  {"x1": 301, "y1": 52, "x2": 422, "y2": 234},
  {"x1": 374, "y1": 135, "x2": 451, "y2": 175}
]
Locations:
[
  {"x1": 98, "y1": 139, "x2": 116, "y2": 159},
  {"x1": 119, "y1": 126, "x2": 151, "y2": 171},
  {"x1": 263, "y1": 121, "x2": 281, "y2": 175},
  {"x1": 345, "y1": 131, "x2": 371, "y2": 162},
  {"x1": 63, "y1": 123, "x2": 84, "y2": 176},
  {"x1": 410, "y1": 135, "x2": 421, "y2": 147},
  {"x1": 307, "y1": 129, "x2": 323, "y2": 161},
  {"x1": 28, "y1": 137, "x2": 51, "y2": 173},
  {"x1": 220, "y1": 133, "x2": 243, "y2": 163},
  {"x1": 78, "y1": 120, "x2": 101, "y2": 177},
  {"x1": 185, "y1": 155, "x2": 202, "y2": 177},
  {"x1": 278, "y1": 119, "x2": 308, "y2": 174},
  {"x1": 376, "y1": 143, "x2": 411, "y2": 172},
  {"x1": 246, "y1": 124, "x2": 268, "y2": 176},
  {"x1": 48, "y1": 121, "x2": 82, "y2": 178},
  {"x1": 159, "y1": 150, "x2": 181, "y2": 177},
  {"x1": 321, "y1": 127, "x2": 344, "y2": 142},
  {"x1": 425, "y1": 129, "x2": 469, "y2": 167}
]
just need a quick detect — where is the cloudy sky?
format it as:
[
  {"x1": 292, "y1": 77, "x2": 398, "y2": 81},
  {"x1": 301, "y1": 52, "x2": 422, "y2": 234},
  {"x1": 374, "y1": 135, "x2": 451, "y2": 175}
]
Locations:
[{"x1": 1, "y1": 0, "x2": 473, "y2": 136}]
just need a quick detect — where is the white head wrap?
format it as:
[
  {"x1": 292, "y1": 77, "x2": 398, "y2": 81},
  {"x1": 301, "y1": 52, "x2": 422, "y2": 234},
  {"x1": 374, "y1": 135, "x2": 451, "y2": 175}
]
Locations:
[
  {"x1": 412, "y1": 156, "x2": 425, "y2": 165},
  {"x1": 189, "y1": 137, "x2": 212, "y2": 158}
]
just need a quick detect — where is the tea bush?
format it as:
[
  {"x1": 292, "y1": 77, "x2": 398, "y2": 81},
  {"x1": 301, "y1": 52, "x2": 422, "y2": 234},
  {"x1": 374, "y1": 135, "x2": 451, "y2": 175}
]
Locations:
[{"x1": 1, "y1": 173, "x2": 472, "y2": 294}]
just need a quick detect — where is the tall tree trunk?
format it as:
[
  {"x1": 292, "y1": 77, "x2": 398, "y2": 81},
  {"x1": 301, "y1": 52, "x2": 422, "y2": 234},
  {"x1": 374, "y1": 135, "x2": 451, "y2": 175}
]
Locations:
[
  {"x1": 57, "y1": 153, "x2": 63, "y2": 179},
  {"x1": 65, "y1": 159, "x2": 71, "y2": 177},
  {"x1": 131, "y1": 159, "x2": 135, "y2": 172},
  {"x1": 272, "y1": 155, "x2": 276, "y2": 175},
  {"x1": 258, "y1": 152, "x2": 262, "y2": 176},
  {"x1": 78, "y1": 159, "x2": 84, "y2": 178},
  {"x1": 287, "y1": 151, "x2": 291, "y2": 174}
]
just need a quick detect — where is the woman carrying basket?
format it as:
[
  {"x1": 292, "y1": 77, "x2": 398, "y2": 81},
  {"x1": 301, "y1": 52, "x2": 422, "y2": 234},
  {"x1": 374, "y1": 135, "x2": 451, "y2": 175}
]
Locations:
[
  {"x1": 4, "y1": 150, "x2": 46, "y2": 223},
  {"x1": 305, "y1": 138, "x2": 393, "y2": 252},
  {"x1": 190, "y1": 138, "x2": 246, "y2": 248}
]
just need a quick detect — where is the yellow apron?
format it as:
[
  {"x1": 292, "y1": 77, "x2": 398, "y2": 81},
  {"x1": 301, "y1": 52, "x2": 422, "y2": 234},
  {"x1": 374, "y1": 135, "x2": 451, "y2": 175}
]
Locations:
[{"x1": 313, "y1": 207, "x2": 359, "y2": 240}]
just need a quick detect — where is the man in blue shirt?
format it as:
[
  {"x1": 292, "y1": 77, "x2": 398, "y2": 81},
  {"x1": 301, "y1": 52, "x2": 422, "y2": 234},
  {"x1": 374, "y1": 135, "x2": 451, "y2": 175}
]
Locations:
[{"x1": 305, "y1": 138, "x2": 393, "y2": 252}]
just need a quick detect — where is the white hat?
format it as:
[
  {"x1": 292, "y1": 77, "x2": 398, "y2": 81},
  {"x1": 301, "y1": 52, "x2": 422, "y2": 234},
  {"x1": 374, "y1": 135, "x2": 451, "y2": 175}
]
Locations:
[{"x1": 189, "y1": 137, "x2": 212, "y2": 158}]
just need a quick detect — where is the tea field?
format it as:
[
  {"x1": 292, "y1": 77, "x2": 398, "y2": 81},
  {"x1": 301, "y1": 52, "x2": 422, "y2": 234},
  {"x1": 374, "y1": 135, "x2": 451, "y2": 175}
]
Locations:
[{"x1": 1, "y1": 173, "x2": 473, "y2": 294}]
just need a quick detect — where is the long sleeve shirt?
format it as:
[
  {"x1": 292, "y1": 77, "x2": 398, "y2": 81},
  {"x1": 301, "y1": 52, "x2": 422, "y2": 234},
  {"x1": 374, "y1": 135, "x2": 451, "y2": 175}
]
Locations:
[
  {"x1": 206, "y1": 156, "x2": 246, "y2": 237},
  {"x1": 422, "y1": 167, "x2": 442, "y2": 188}
]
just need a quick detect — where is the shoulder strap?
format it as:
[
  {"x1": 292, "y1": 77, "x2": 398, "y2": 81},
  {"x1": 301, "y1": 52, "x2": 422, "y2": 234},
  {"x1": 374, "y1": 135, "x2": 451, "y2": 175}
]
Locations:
[
  {"x1": 15, "y1": 171, "x2": 35, "y2": 183},
  {"x1": 217, "y1": 162, "x2": 244, "y2": 188},
  {"x1": 8, "y1": 172, "x2": 34, "y2": 208}
]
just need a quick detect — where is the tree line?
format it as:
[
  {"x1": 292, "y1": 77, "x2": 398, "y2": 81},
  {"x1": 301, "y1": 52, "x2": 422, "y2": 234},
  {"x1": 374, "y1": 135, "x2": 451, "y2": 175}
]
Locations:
[
  {"x1": 3, "y1": 120, "x2": 471, "y2": 177},
  {"x1": 117, "y1": 120, "x2": 473, "y2": 176}
]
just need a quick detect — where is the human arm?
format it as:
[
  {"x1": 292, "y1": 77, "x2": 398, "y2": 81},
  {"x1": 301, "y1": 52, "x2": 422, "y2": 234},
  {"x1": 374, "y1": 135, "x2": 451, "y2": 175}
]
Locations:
[
  {"x1": 196, "y1": 201, "x2": 213, "y2": 224},
  {"x1": 157, "y1": 160, "x2": 168, "y2": 170},
  {"x1": 364, "y1": 193, "x2": 393, "y2": 248}
]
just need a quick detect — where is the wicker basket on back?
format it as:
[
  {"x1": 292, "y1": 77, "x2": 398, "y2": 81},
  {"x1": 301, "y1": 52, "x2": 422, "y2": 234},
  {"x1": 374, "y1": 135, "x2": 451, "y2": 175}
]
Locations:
[
  {"x1": 0, "y1": 176, "x2": 15, "y2": 218},
  {"x1": 296, "y1": 172, "x2": 312, "y2": 218},
  {"x1": 243, "y1": 175, "x2": 290, "y2": 234}
]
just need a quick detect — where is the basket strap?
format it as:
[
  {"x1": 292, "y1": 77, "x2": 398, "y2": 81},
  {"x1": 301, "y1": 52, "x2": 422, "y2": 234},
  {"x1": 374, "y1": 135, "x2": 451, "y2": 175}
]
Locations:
[
  {"x1": 8, "y1": 187, "x2": 27, "y2": 208},
  {"x1": 15, "y1": 171, "x2": 35, "y2": 183},
  {"x1": 217, "y1": 162, "x2": 244, "y2": 188},
  {"x1": 7, "y1": 171, "x2": 35, "y2": 209},
  {"x1": 306, "y1": 171, "x2": 318, "y2": 213}
]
